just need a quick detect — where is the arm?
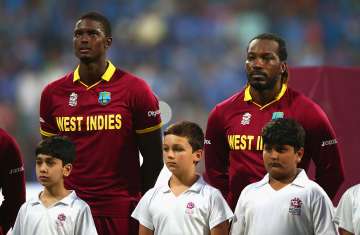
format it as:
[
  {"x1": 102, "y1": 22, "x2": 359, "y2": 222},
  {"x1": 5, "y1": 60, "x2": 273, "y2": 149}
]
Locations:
[
  {"x1": 302, "y1": 105, "x2": 344, "y2": 199},
  {"x1": 312, "y1": 189, "x2": 337, "y2": 235},
  {"x1": 334, "y1": 187, "x2": 355, "y2": 235},
  {"x1": 338, "y1": 228, "x2": 354, "y2": 235},
  {"x1": 211, "y1": 221, "x2": 230, "y2": 235},
  {"x1": 139, "y1": 224, "x2": 154, "y2": 235},
  {"x1": 204, "y1": 106, "x2": 229, "y2": 199},
  {"x1": 0, "y1": 132, "x2": 26, "y2": 234},
  {"x1": 138, "y1": 128, "x2": 163, "y2": 194}
]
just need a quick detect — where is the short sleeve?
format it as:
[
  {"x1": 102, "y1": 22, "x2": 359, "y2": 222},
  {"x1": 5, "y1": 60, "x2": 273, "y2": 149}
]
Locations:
[
  {"x1": 132, "y1": 79, "x2": 161, "y2": 134},
  {"x1": 75, "y1": 204, "x2": 98, "y2": 235},
  {"x1": 39, "y1": 85, "x2": 58, "y2": 136},
  {"x1": 208, "y1": 188, "x2": 233, "y2": 229},
  {"x1": 131, "y1": 189, "x2": 155, "y2": 230},
  {"x1": 230, "y1": 187, "x2": 248, "y2": 235},
  {"x1": 334, "y1": 188, "x2": 355, "y2": 234}
]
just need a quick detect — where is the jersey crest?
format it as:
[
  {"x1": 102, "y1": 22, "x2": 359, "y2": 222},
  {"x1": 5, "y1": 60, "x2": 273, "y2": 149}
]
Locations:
[
  {"x1": 69, "y1": 92, "x2": 78, "y2": 107},
  {"x1": 98, "y1": 91, "x2": 111, "y2": 105}
]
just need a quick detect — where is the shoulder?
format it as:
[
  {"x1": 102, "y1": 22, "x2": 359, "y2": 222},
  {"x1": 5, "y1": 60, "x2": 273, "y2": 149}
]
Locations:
[
  {"x1": 213, "y1": 90, "x2": 244, "y2": 111},
  {"x1": 340, "y1": 184, "x2": 360, "y2": 202},
  {"x1": 118, "y1": 69, "x2": 152, "y2": 91},
  {"x1": 41, "y1": 73, "x2": 73, "y2": 95},
  {"x1": 0, "y1": 128, "x2": 20, "y2": 152}
]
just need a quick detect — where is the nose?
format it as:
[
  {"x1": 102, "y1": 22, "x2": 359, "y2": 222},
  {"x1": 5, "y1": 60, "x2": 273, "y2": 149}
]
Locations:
[
  {"x1": 39, "y1": 163, "x2": 48, "y2": 172},
  {"x1": 268, "y1": 149, "x2": 279, "y2": 160},
  {"x1": 165, "y1": 149, "x2": 175, "y2": 160}
]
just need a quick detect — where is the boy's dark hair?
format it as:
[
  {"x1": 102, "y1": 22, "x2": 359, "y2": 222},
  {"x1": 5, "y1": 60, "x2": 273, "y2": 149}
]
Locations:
[
  {"x1": 35, "y1": 136, "x2": 76, "y2": 165},
  {"x1": 262, "y1": 118, "x2": 305, "y2": 151},
  {"x1": 78, "y1": 11, "x2": 112, "y2": 37},
  {"x1": 164, "y1": 121, "x2": 204, "y2": 152}
]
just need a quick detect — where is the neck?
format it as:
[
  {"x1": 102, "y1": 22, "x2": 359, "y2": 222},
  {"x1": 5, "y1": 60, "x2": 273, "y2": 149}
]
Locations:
[
  {"x1": 79, "y1": 59, "x2": 108, "y2": 86},
  {"x1": 250, "y1": 80, "x2": 283, "y2": 106},
  {"x1": 40, "y1": 184, "x2": 70, "y2": 207},
  {"x1": 169, "y1": 173, "x2": 198, "y2": 196},
  {"x1": 269, "y1": 169, "x2": 300, "y2": 190}
]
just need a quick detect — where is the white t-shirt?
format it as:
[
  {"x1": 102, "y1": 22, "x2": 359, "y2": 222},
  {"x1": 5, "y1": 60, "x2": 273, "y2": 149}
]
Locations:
[
  {"x1": 12, "y1": 191, "x2": 98, "y2": 235},
  {"x1": 334, "y1": 184, "x2": 360, "y2": 235},
  {"x1": 230, "y1": 169, "x2": 337, "y2": 235},
  {"x1": 132, "y1": 176, "x2": 233, "y2": 235}
]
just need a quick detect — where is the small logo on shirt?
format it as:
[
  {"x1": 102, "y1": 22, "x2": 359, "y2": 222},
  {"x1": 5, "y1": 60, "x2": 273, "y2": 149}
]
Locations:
[
  {"x1": 56, "y1": 213, "x2": 66, "y2": 227},
  {"x1": 321, "y1": 139, "x2": 337, "y2": 147},
  {"x1": 9, "y1": 166, "x2": 24, "y2": 175},
  {"x1": 148, "y1": 109, "x2": 161, "y2": 117},
  {"x1": 98, "y1": 91, "x2": 111, "y2": 105},
  {"x1": 204, "y1": 139, "x2": 211, "y2": 145},
  {"x1": 241, "y1": 113, "x2": 252, "y2": 125},
  {"x1": 289, "y1": 197, "x2": 302, "y2": 216},
  {"x1": 185, "y1": 201, "x2": 195, "y2": 215},
  {"x1": 271, "y1": 112, "x2": 284, "y2": 120},
  {"x1": 69, "y1": 92, "x2": 78, "y2": 107}
]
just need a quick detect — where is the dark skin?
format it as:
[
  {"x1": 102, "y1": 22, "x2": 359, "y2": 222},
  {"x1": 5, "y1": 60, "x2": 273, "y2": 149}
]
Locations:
[
  {"x1": 42, "y1": 18, "x2": 163, "y2": 194},
  {"x1": 245, "y1": 39, "x2": 287, "y2": 106}
]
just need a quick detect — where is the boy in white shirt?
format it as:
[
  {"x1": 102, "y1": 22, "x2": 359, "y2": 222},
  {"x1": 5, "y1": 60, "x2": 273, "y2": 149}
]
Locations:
[
  {"x1": 132, "y1": 121, "x2": 233, "y2": 235},
  {"x1": 230, "y1": 118, "x2": 337, "y2": 235},
  {"x1": 12, "y1": 136, "x2": 98, "y2": 235},
  {"x1": 334, "y1": 184, "x2": 360, "y2": 235}
]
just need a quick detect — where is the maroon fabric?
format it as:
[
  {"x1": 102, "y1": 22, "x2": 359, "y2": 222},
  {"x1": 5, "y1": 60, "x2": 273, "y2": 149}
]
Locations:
[
  {"x1": 289, "y1": 66, "x2": 360, "y2": 205},
  {"x1": 93, "y1": 216, "x2": 139, "y2": 235}
]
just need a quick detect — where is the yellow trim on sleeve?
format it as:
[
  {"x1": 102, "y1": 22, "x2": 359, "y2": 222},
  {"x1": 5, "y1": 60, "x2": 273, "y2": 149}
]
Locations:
[
  {"x1": 136, "y1": 122, "x2": 163, "y2": 134},
  {"x1": 40, "y1": 128, "x2": 57, "y2": 137}
]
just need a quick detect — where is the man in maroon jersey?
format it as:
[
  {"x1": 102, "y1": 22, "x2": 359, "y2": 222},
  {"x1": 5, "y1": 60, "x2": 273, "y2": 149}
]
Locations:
[
  {"x1": 204, "y1": 33, "x2": 344, "y2": 210},
  {"x1": 39, "y1": 12, "x2": 163, "y2": 235},
  {"x1": 0, "y1": 128, "x2": 25, "y2": 235}
]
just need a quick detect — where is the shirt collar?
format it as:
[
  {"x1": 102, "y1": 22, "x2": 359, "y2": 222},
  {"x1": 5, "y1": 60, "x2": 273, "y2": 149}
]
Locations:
[
  {"x1": 73, "y1": 60, "x2": 116, "y2": 82},
  {"x1": 244, "y1": 83, "x2": 288, "y2": 109},
  {"x1": 255, "y1": 169, "x2": 308, "y2": 188},
  {"x1": 161, "y1": 175, "x2": 205, "y2": 194},
  {"x1": 30, "y1": 190, "x2": 77, "y2": 207}
]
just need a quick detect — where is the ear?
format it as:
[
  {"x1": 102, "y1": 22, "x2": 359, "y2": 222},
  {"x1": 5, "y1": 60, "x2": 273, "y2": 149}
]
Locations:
[
  {"x1": 193, "y1": 149, "x2": 203, "y2": 164},
  {"x1": 63, "y1": 163, "x2": 73, "y2": 177},
  {"x1": 280, "y1": 62, "x2": 287, "y2": 73},
  {"x1": 105, "y1": 37, "x2": 112, "y2": 49},
  {"x1": 296, "y1": 147, "x2": 304, "y2": 163}
]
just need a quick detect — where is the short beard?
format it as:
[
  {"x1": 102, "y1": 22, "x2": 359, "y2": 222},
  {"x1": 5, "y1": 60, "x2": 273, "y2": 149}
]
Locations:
[{"x1": 248, "y1": 75, "x2": 280, "y2": 91}]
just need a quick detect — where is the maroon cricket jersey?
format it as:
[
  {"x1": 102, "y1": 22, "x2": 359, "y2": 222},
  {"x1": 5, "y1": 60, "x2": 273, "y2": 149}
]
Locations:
[
  {"x1": 39, "y1": 61, "x2": 162, "y2": 216},
  {"x1": 204, "y1": 84, "x2": 344, "y2": 209},
  {"x1": 0, "y1": 129, "x2": 25, "y2": 233}
]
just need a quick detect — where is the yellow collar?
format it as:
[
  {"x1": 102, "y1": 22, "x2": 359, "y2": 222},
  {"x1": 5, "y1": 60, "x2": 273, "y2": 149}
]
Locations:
[
  {"x1": 73, "y1": 60, "x2": 116, "y2": 82},
  {"x1": 244, "y1": 83, "x2": 287, "y2": 109}
]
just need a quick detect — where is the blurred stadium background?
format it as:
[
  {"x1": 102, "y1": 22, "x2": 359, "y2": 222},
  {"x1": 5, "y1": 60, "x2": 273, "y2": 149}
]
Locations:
[{"x1": 0, "y1": 0, "x2": 359, "y2": 188}]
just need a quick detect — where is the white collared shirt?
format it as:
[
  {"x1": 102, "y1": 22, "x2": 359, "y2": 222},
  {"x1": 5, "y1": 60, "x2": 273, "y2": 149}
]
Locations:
[
  {"x1": 132, "y1": 176, "x2": 233, "y2": 235},
  {"x1": 230, "y1": 169, "x2": 337, "y2": 235},
  {"x1": 12, "y1": 191, "x2": 98, "y2": 235},
  {"x1": 334, "y1": 184, "x2": 360, "y2": 235}
]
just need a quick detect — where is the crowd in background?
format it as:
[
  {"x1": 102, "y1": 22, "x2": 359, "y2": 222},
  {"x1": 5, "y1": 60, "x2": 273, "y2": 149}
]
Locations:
[{"x1": 0, "y1": 0, "x2": 359, "y2": 181}]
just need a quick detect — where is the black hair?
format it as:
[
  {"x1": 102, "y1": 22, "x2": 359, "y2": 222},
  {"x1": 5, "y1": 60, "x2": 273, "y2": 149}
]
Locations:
[
  {"x1": 78, "y1": 11, "x2": 112, "y2": 37},
  {"x1": 35, "y1": 136, "x2": 76, "y2": 165},
  {"x1": 164, "y1": 121, "x2": 204, "y2": 152},
  {"x1": 262, "y1": 118, "x2": 305, "y2": 152}
]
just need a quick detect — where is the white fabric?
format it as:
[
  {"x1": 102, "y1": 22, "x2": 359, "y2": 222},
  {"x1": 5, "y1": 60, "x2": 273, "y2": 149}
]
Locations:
[
  {"x1": 230, "y1": 169, "x2": 337, "y2": 235},
  {"x1": 334, "y1": 184, "x2": 360, "y2": 235},
  {"x1": 132, "y1": 176, "x2": 233, "y2": 235},
  {"x1": 12, "y1": 191, "x2": 97, "y2": 235}
]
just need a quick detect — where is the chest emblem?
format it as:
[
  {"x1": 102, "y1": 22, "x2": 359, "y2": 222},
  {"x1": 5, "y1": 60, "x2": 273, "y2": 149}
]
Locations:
[
  {"x1": 69, "y1": 92, "x2": 78, "y2": 107},
  {"x1": 289, "y1": 197, "x2": 302, "y2": 216},
  {"x1": 271, "y1": 111, "x2": 284, "y2": 120},
  {"x1": 98, "y1": 91, "x2": 111, "y2": 105},
  {"x1": 185, "y1": 201, "x2": 195, "y2": 215},
  {"x1": 241, "y1": 112, "x2": 252, "y2": 125}
]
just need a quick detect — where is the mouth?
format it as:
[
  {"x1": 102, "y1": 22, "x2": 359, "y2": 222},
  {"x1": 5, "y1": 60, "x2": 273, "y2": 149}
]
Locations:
[
  {"x1": 249, "y1": 72, "x2": 267, "y2": 80},
  {"x1": 269, "y1": 163, "x2": 282, "y2": 168},
  {"x1": 38, "y1": 176, "x2": 49, "y2": 180},
  {"x1": 79, "y1": 48, "x2": 91, "y2": 53},
  {"x1": 166, "y1": 162, "x2": 177, "y2": 168}
]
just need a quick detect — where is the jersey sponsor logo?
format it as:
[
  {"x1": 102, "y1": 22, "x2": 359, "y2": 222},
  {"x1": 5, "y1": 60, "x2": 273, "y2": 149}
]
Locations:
[
  {"x1": 241, "y1": 112, "x2": 252, "y2": 125},
  {"x1": 98, "y1": 91, "x2": 111, "y2": 105},
  {"x1": 9, "y1": 166, "x2": 24, "y2": 175},
  {"x1": 185, "y1": 201, "x2": 195, "y2": 215},
  {"x1": 271, "y1": 111, "x2": 284, "y2": 120},
  {"x1": 55, "y1": 114, "x2": 122, "y2": 132},
  {"x1": 69, "y1": 92, "x2": 78, "y2": 107},
  {"x1": 204, "y1": 139, "x2": 211, "y2": 145},
  {"x1": 289, "y1": 197, "x2": 302, "y2": 216},
  {"x1": 227, "y1": 135, "x2": 263, "y2": 151},
  {"x1": 321, "y1": 139, "x2": 337, "y2": 147},
  {"x1": 148, "y1": 109, "x2": 160, "y2": 117}
]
